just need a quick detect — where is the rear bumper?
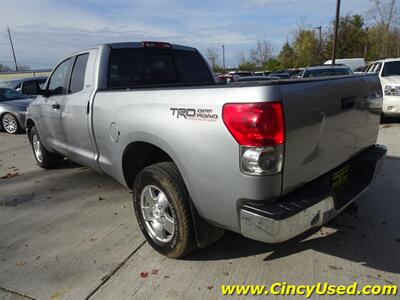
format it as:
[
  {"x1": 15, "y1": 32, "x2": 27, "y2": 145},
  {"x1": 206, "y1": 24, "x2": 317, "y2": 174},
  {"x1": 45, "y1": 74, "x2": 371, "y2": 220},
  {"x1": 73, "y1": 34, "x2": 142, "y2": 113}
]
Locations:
[{"x1": 240, "y1": 144, "x2": 386, "y2": 243}]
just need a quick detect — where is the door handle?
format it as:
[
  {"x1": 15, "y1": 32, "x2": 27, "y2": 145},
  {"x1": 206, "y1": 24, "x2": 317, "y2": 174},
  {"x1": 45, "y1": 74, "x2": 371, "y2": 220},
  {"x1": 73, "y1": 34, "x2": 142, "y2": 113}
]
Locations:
[{"x1": 52, "y1": 103, "x2": 60, "y2": 109}]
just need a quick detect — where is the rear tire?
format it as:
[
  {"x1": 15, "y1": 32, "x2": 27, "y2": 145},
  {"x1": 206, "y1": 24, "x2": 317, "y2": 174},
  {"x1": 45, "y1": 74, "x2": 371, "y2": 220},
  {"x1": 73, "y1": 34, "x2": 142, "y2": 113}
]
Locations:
[
  {"x1": 29, "y1": 126, "x2": 64, "y2": 169},
  {"x1": 1, "y1": 113, "x2": 21, "y2": 134},
  {"x1": 132, "y1": 162, "x2": 197, "y2": 258}
]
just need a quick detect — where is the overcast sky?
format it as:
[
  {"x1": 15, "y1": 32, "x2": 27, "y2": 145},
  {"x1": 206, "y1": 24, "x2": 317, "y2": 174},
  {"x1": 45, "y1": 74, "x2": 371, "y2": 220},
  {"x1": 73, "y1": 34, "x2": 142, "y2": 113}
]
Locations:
[{"x1": 1, "y1": 0, "x2": 372, "y2": 69}]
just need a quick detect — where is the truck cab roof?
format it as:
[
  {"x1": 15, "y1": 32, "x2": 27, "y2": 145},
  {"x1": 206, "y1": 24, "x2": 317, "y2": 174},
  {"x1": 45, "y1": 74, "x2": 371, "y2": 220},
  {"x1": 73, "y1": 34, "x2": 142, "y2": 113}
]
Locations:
[
  {"x1": 371, "y1": 58, "x2": 400, "y2": 64},
  {"x1": 108, "y1": 42, "x2": 197, "y2": 52},
  {"x1": 60, "y1": 42, "x2": 199, "y2": 61}
]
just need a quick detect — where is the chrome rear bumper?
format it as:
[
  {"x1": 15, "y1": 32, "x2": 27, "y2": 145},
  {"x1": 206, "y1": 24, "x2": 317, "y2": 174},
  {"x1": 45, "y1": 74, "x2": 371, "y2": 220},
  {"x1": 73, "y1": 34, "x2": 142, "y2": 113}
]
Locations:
[{"x1": 240, "y1": 144, "x2": 386, "y2": 244}]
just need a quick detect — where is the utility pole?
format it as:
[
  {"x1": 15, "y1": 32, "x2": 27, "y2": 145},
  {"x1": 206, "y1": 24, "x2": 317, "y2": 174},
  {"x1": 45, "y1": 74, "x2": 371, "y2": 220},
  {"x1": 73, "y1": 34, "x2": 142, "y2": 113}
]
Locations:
[
  {"x1": 331, "y1": 0, "x2": 341, "y2": 65},
  {"x1": 6, "y1": 25, "x2": 19, "y2": 71},
  {"x1": 364, "y1": 27, "x2": 369, "y2": 61},
  {"x1": 397, "y1": 32, "x2": 400, "y2": 57},
  {"x1": 315, "y1": 26, "x2": 322, "y2": 63},
  {"x1": 222, "y1": 45, "x2": 226, "y2": 74}
]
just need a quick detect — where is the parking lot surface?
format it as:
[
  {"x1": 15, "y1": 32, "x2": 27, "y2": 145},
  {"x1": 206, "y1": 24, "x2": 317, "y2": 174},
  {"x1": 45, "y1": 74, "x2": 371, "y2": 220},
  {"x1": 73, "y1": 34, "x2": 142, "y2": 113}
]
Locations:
[{"x1": 1, "y1": 124, "x2": 399, "y2": 300}]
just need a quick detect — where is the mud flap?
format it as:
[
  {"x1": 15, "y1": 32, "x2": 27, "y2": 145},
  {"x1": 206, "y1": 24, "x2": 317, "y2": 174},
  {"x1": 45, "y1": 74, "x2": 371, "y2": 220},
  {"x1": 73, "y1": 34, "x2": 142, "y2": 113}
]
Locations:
[{"x1": 189, "y1": 198, "x2": 225, "y2": 248}]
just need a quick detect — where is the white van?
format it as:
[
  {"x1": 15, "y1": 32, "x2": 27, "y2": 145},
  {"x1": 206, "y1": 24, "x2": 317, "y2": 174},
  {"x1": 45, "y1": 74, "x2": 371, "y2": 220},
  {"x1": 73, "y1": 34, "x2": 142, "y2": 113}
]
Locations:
[
  {"x1": 366, "y1": 58, "x2": 400, "y2": 117},
  {"x1": 324, "y1": 58, "x2": 365, "y2": 71}
]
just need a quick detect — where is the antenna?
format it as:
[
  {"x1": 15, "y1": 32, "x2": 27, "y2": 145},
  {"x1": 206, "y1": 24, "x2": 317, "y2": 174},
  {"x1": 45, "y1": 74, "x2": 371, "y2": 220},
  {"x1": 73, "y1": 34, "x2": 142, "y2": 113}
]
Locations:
[
  {"x1": 222, "y1": 45, "x2": 226, "y2": 74},
  {"x1": 6, "y1": 25, "x2": 19, "y2": 71}
]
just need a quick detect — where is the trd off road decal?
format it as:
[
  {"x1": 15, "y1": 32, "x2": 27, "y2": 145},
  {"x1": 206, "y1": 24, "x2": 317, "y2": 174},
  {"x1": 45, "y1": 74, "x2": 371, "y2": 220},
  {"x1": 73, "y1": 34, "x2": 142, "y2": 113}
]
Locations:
[{"x1": 170, "y1": 108, "x2": 218, "y2": 121}]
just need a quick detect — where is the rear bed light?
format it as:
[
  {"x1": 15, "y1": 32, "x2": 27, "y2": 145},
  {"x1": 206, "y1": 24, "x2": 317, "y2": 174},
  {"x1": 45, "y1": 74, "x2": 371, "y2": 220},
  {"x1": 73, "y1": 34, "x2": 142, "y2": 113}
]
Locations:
[
  {"x1": 222, "y1": 102, "x2": 285, "y2": 176},
  {"x1": 141, "y1": 41, "x2": 171, "y2": 48}
]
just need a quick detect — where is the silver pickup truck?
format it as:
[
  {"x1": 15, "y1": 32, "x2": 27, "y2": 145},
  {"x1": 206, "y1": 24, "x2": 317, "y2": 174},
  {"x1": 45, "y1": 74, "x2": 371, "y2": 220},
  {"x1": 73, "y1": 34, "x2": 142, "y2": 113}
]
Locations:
[{"x1": 26, "y1": 41, "x2": 386, "y2": 258}]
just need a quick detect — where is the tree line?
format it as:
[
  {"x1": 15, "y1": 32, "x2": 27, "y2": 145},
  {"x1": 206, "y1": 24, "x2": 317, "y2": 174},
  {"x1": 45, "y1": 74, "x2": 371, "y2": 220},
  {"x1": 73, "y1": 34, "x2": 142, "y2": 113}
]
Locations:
[
  {"x1": 0, "y1": 63, "x2": 30, "y2": 72},
  {"x1": 206, "y1": 0, "x2": 400, "y2": 72}
]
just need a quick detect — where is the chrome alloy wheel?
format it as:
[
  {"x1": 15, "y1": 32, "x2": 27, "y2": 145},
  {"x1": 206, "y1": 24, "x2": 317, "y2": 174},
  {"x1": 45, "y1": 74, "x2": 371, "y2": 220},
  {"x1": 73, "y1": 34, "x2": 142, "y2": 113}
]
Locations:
[
  {"x1": 140, "y1": 185, "x2": 175, "y2": 243},
  {"x1": 2, "y1": 113, "x2": 18, "y2": 134},
  {"x1": 32, "y1": 133, "x2": 43, "y2": 163}
]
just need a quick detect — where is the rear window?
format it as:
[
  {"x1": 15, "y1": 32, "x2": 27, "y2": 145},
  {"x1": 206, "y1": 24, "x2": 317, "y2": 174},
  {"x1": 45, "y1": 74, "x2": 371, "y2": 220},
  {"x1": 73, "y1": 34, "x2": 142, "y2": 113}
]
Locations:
[
  {"x1": 0, "y1": 88, "x2": 29, "y2": 101},
  {"x1": 69, "y1": 53, "x2": 89, "y2": 93},
  {"x1": 108, "y1": 48, "x2": 213, "y2": 89},
  {"x1": 0, "y1": 80, "x2": 19, "y2": 89},
  {"x1": 382, "y1": 61, "x2": 400, "y2": 77}
]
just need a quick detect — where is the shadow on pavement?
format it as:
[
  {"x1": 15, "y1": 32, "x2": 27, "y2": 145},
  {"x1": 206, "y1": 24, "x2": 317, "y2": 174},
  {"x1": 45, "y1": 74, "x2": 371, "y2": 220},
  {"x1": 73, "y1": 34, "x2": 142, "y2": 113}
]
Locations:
[
  {"x1": 186, "y1": 156, "x2": 400, "y2": 275},
  {"x1": 381, "y1": 115, "x2": 400, "y2": 124},
  {"x1": 1, "y1": 145, "x2": 399, "y2": 275},
  {"x1": 0, "y1": 164, "x2": 121, "y2": 209}
]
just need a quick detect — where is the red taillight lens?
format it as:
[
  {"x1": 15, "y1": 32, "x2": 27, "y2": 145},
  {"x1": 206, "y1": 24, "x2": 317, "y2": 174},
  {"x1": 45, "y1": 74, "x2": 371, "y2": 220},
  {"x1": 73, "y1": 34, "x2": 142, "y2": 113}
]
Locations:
[{"x1": 222, "y1": 102, "x2": 285, "y2": 147}]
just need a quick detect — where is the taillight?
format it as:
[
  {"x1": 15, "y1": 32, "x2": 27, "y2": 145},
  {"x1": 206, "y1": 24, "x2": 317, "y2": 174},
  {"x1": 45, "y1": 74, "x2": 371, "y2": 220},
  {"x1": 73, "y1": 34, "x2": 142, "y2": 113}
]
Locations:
[
  {"x1": 222, "y1": 102, "x2": 284, "y2": 146},
  {"x1": 222, "y1": 102, "x2": 285, "y2": 175}
]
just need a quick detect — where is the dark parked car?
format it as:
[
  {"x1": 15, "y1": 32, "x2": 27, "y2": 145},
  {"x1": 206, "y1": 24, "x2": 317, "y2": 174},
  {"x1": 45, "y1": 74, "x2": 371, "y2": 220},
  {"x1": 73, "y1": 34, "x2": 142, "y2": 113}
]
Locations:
[
  {"x1": 233, "y1": 75, "x2": 279, "y2": 82},
  {"x1": 228, "y1": 71, "x2": 254, "y2": 77},
  {"x1": 270, "y1": 71, "x2": 291, "y2": 79},
  {"x1": 0, "y1": 88, "x2": 33, "y2": 134},
  {"x1": 254, "y1": 71, "x2": 272, "y2": 76},
  {"x1": 0, "y1": 77, "x2": 47, "y2": 97},
  {"x1": 288, "y1": 69, "x2": 303, "y2": 77},
  {"x1": 299, "y1": 65, "x2": 353, "y2": 78}
]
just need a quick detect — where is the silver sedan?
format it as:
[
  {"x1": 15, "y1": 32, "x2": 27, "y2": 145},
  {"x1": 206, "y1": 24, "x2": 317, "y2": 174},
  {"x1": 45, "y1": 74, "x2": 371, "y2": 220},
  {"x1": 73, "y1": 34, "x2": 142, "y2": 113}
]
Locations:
[{"x1": 0, "y1": 88, "x2": 33, "y2": 134}]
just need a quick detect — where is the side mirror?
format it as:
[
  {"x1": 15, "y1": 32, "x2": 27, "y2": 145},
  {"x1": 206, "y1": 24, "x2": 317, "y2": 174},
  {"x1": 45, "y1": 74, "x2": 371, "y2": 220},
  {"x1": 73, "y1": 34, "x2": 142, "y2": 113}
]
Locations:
[{"x1": 37, "y1": 88, "x2": 50, "y2": 98}]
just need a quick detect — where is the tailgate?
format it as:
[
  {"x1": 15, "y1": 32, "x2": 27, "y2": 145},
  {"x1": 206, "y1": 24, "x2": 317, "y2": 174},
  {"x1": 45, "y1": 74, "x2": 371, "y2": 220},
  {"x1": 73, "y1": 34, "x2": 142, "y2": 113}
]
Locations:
[{"x1": 280, "y1": 75, "x2": 382, "y2": 195}]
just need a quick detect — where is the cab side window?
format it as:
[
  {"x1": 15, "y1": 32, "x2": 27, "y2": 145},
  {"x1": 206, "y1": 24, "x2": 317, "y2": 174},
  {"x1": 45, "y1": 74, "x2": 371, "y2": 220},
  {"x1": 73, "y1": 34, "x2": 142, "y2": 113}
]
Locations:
[
  {"x1": 69, "y1": 53, "x2": 89, "y2": 93},
  {"x1": 48, "y1": 58, "x2": 73, "y2": 96}
]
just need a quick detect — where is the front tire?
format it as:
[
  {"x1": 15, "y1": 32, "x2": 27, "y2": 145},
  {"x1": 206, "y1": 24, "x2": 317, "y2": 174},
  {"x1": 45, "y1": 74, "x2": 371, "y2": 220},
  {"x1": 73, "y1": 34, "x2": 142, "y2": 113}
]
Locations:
[
  {"x1": 1, "y1": 113, "x2": 21, "y2": 134},
  {"x1": 29, "y1": 126, "x2": 64, "y2": 169},
  {"x1": 132, "y1": 162, "x2": 197, "y2": 258}
]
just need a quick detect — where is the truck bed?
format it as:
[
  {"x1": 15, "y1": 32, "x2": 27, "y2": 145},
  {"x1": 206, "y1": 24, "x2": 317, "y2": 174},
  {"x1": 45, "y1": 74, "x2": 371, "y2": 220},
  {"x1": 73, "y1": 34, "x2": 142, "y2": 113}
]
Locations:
[{"x1": 278, "y1": 75, "x2": 381, "y2": 194}]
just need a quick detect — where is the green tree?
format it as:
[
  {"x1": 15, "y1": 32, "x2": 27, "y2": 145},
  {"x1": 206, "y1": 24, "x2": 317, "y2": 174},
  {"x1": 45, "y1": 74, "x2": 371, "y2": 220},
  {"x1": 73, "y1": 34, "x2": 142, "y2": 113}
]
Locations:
[
  {"x1": 237, "y1": 61, "x2": 257, "y2": 71},
  {"x1": 249, "y1": 40, "x2": 275, "y2": 67},
  {"x1": 278, "y1": 41, "x2": 296, "y2": 68},
  {"x1": 0, "y1": 63, "x2": 12, "y2": 72},
  {"x1": 292, "y1": 29, "x2": 319, "y2": 67},
  {"x1": 369, "y1": 0, "x2": 399, "y2": 58},
  {"x1": 236, "y1": 51, "x2": 257, "y2": 71},
  {"x1": 264, "y1": 58, "x2": 281, "y2": 71},
  {"x1": 17, "y1": 64, "x2": 30, "y2": 71},
  {"x1": 324, "y1": 14, "x2": 368, "y2": 60},
  {"x1": 205, "y1": 47, "x2": 222, "y2": 72}
]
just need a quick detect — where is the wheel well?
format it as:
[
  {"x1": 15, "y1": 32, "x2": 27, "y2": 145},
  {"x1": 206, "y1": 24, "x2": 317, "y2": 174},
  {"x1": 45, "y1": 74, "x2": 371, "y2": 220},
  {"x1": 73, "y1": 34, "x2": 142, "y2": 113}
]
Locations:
[
  {"x1": 122, "y1": 142, "x2": 173, "y2": 188},
  {"x1": 26, "y1": 119, "x2": 35, "y2": 136},
  {"x1": 122, "y1": 141, "x2": 225, "y2": 248}
]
